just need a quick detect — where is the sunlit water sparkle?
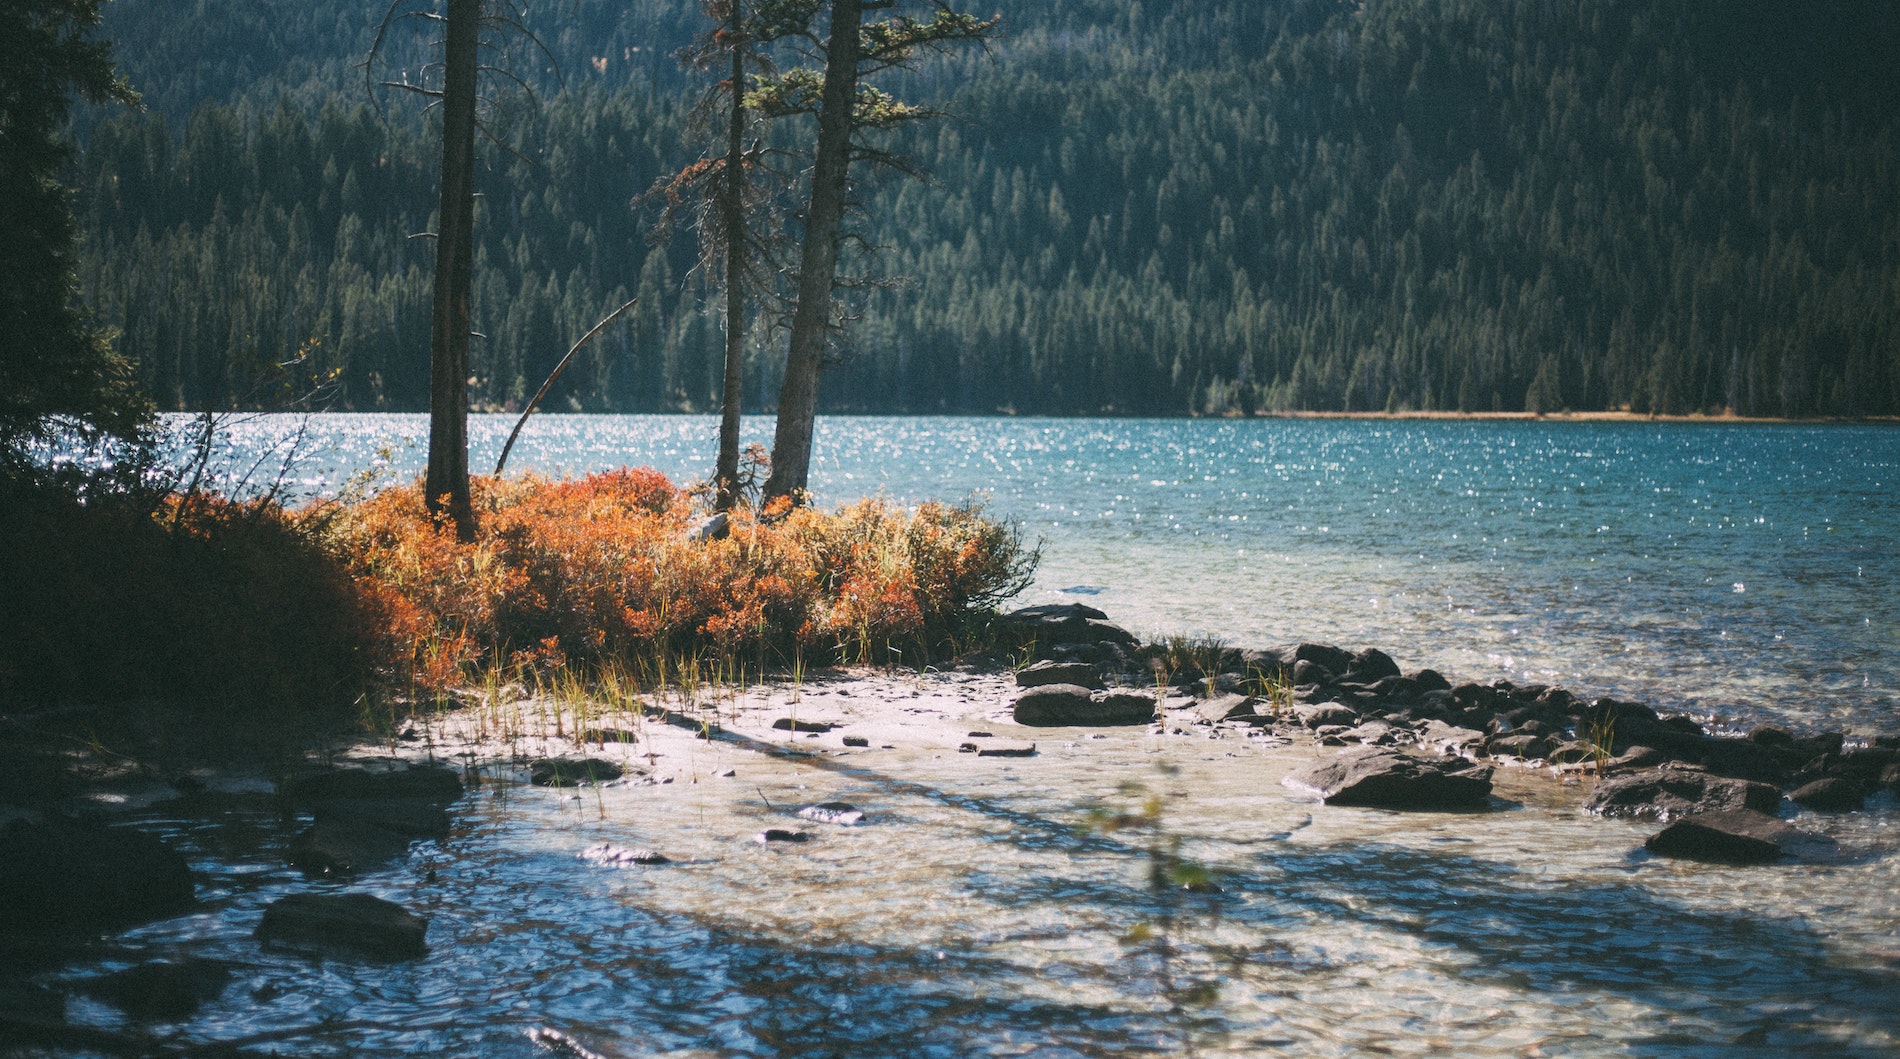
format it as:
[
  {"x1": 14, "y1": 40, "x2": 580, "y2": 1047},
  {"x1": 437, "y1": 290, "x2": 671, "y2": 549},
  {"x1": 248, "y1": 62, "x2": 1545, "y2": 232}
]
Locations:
[{"x1": 38, "y1": 412, "x2": 1893, "y2": 1058}]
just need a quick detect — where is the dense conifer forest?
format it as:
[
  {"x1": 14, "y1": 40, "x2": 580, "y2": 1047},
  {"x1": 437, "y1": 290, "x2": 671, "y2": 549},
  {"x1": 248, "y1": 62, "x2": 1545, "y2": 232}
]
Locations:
[{"x1": 71, "y1": 0, "x2": 1900, "y2": 416}]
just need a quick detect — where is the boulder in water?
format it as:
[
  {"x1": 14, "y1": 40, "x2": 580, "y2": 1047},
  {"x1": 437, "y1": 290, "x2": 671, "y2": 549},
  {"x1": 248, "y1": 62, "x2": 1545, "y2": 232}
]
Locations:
[
  {"x1": 1644, "y1": 810, "x2": 1833, "y2": 865},
  {"x1": 1584, "y1": 766, "x2": 1781, "y2": 821},
  {"x1": 1283, "y1": 747, "x2": 1494, "y2": 810},
  {"x1": 256, "y1": 893, "x2": 428, "y2": 961},
  {"x1": 0, "y1": 818, "x2": 195, "y2": 933}
]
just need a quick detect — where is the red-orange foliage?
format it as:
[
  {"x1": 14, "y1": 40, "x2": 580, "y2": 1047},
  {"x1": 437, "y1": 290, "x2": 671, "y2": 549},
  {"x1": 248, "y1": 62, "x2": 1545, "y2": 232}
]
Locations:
[{"x1": 321, "y1": 469, "x2": 1035, "y2": 686}]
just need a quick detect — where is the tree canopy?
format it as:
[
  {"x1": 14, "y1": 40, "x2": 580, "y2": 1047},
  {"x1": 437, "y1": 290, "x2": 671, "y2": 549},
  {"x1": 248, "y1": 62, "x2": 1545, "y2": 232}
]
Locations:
[
  {"x1": 66, "y1": 0, "x2": 1900, "y2": 420},
  {"x1": 1, "y1": 0, "x2": 146, "y2": 471}
]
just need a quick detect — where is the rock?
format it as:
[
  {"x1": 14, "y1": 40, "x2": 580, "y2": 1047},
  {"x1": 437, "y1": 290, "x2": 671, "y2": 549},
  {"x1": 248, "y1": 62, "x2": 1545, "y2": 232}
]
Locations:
[
  {"x1": 1545, "y1": 740, "x2": 1597, "y2": 765},
  {"x1": 1282, "y1": 747, "x2": 1495, "y2": 810},
  {"x1": 1410, "y1": 669, "x2": 1452, "y2": 694},
  {"x1": 1339, "y1": 721, "x2": 1401, "y2": 746},
  {"x1": 1015, "y1": 660, "x2": 1101, "y2": 689},
  {"x1": 1345, "y1": 647, "x2": 1401, "y2": 682},
  {"x1": 530, "y1": 758, "x2": 624, "y2": 787},
  {"x1": 1414, "y1": 719, "x2": 1486, "y2": 757},
  {"x1": 687, "y1": 511, "x2": 730, "y2": 542},
  {"x1": 0, "y1": 818, "x2": 195, "y2": 933},
  {"x1": 579, "y1": 843, "x2": 670, "y2": 866},
  {"x1": 1884, "y1": 762, "x2": 1900, "y2": 792},
  {"x1": 1644, "y1": 810, "x2": 1832, "y2": 865},
  {"x1": 1292, "y1": 702, "x2": 1359, "y2": 729},
  {"x1": 1192, "y1": 693, "x2": 1260, "y2": 724},
  {"x1": 797, "y1": 802, "x2": 864, "y2": 826},
  {"x1": 305, "y1": 797, "x2": 451, "y2": 837},
  {"x1": 82, "y1": 959, "x2": 231, "y2": 1021},
  {"x1": 255, "y1": 893, "x2": 428, "y2": 960},
  {"x1": 1603, "y1": 744, "x2": 1668, "y2": 772},
  {"x1": 1001, "y1": 603, "x2": 1138, "y2": 650},
  {"x1": 285, "y1": 765, "x2": 462, "y2": 837},
  {"x1": 1745, "y1": 724, "x2": 1795, "y2": 748},
  {"x1": 841, "y1": 736, "x2": 870, "y2": 747},
  {"x1": 285, "y1": 765, "x2": 463, "y2": 804},
  {"x1": 771, "y1": 718, "x2": 836, "y2": 733},
  {"x1": 1789, "y1": 777, "x2": 1868, "y2": 811},
  {"x1": 1487, "y1": 733, "x2": 1556, "y2": 760},
  {"x1": 579, "y1": 728, "x2": 640, "y2": 744},
  {"x1": 1584, "y1": 766, "x2": 1782, "y2": 821},
  {"x1": 976, "y1": 742, "x2": 1038, "y2": 758},
  {"x1": 1013, "y1": 684, "x2": 1154, "y2": 727},
  {"x1": 1695, "y1": 737, "x2": 1791, "y2": 785},
  {"x1": 755, "y1": 829, "x2": 810, "y2": 843},
  {"x1": 1842, "y1": 746, "x2": 1897, "y2": 774},
  {"x1": 1280, "y1": 642, "x2": 1354, "y2": 678},
  {"x1": 288, "y1": 818, "x2": 411, "y2": 876}
]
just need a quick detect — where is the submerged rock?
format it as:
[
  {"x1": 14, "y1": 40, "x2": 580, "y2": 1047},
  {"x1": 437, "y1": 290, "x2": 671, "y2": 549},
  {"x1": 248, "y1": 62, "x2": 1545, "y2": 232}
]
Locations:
[
  {"x1": 288, "y1": 817, "x2": 411, "y2": 876},
  {"x1": 285, "y1": 764, "x2": 462, "y2": 839},
  {"x1": 530, "y1": 758, "x2": 624, "y2": 787},
  {"x1": 976, "y1": 742, "x2": 1038, "y2": 758},
  {"x1": 285, "y1": 765, "x2": 463, "y2": 804},
  {"x1": 579, "y1": 843, "x2": 670, "y2": 866},
  {"x1": 1584, "y1": 766, "x2": 1781, "y2": 821},
  {"x1": 81, "y1": 958, "x2": 232, "y2": 1021},
  {"x1": 256, "y1": 893, "x2": 428, "y2": 961},
  {"x1": 755, "y1": 829, "x2": 811, "y2": 844},
  {"x1": 1644, "y1": 809, "x2": 1834, "y2": 865},
  {"x1": 797, "y1": 802, "x2": 864, "y2": 826},
  {"x1": 1282, "y1": 747, "x2": 1494, "y2": 810},
  {"x1": 0, "y1": 818, "x2": 195, "y2": 933}
]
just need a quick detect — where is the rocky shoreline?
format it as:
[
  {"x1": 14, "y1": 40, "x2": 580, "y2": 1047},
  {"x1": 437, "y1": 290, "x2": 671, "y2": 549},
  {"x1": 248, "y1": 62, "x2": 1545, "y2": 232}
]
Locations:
[
  {"x1": 1003, "y1": 602, "x2": 1900, "y2": 863},
  {"x1": 3, "y1": 600, "x2": 1896, "y2": 1039}
]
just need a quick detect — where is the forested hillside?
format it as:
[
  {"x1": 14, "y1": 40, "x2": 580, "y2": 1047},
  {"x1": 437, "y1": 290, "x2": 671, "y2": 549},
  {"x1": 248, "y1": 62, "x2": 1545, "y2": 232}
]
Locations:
[{"x1": 73, "y1": 0, "x2": 1900, "y2": 416}]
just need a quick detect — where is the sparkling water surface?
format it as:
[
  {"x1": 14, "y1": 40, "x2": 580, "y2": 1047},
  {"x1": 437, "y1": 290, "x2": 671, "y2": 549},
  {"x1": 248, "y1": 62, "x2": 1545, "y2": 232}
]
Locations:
[
  {"x1": 183, "y1": 412, "x2": 1898, "y2": 731},
  {"x1": 54, "y1": 412, "x2": 1892, "y2": 1058}
]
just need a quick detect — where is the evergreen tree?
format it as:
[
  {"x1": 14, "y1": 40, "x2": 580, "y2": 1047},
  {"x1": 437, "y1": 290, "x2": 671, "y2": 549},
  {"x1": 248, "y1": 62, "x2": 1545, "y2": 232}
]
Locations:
[{"x1": 0, "y1": 0, "x2": 147, "y2": 472}]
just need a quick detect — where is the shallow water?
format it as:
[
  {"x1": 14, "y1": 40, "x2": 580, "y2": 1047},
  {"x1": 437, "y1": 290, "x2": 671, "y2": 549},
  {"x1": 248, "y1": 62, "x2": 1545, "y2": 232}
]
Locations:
[
  {"x1": 37, "y1": 673, "x2": 1900, "y2": 1057},
  {"x1": 176, "y1": 413, "x2": 1898, "y2": 731},
  {"x1": 31, "y1": 413, "x2": 1892, "y2": 1058}
]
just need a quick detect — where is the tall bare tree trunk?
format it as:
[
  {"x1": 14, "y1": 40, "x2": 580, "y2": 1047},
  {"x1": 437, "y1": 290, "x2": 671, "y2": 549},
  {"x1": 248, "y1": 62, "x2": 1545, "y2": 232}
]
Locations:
[
  {"x1": 713, "y1": 0, "x2": 748, "y2": 512},
  {"x1": 426, "y1": 0, "x2": 479, "y2": 540},
  {"x1": 763, "y1": 0, "x2": 861, "y2": 505}
]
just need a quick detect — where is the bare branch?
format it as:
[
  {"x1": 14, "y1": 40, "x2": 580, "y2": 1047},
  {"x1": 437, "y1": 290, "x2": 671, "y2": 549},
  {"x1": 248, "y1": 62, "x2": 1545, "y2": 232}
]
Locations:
[{"x1": 495, "y1": 297, "x2": 643, "y2": 476}]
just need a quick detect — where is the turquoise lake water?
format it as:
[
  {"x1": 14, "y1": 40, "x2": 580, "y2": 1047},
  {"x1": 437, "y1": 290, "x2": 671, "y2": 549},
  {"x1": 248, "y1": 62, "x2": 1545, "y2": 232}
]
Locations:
[
  {"x1": 31, "y1": 413, "x2": 1898, "y2": 1058},
  {"x1": 186, "y1": 412, "x2": 1898, "y2": 734}
]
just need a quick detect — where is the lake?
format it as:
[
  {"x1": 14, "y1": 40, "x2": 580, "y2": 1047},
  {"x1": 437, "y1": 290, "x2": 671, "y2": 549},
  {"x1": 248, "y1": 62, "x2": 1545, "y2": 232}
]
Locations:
[
  {"x1": 57, "y1": 412, "x2": 1892, "y2": 1058},
  {"x1": 184, "y1": 412, "x2": 1899, "y2": 733}
]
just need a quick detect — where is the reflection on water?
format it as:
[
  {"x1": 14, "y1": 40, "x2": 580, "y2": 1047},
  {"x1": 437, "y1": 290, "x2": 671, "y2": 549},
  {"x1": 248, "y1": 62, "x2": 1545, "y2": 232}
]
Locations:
[
  {"x1": 173, "y1": 413, "x2": 1898, "y2": 730},
  {"x1": 44, "y1": 414, "x2": 1890, "y2": 1057},
  {"x1": 46, "y1": 699, "x2": 1900, "y2": 1057}
]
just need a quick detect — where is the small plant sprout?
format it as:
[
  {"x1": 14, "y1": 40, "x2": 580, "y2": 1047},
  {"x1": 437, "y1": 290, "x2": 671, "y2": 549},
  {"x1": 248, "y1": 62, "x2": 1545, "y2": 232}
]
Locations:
[{"x1": 1085, "y1": 763, "x2": 1224, "y2": 1046}]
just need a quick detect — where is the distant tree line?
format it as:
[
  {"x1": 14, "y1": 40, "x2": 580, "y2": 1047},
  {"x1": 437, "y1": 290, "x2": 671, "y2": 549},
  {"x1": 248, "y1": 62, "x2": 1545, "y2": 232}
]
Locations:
[{"x1": 72, "y1": 0, "x2": 1900, "y2": 417}]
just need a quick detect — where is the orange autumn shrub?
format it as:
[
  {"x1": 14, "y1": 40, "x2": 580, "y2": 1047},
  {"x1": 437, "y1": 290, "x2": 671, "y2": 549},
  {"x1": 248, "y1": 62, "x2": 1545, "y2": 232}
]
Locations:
[{"x1": 319, "y1": 469, "x2": 1036, "y2": 685}]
